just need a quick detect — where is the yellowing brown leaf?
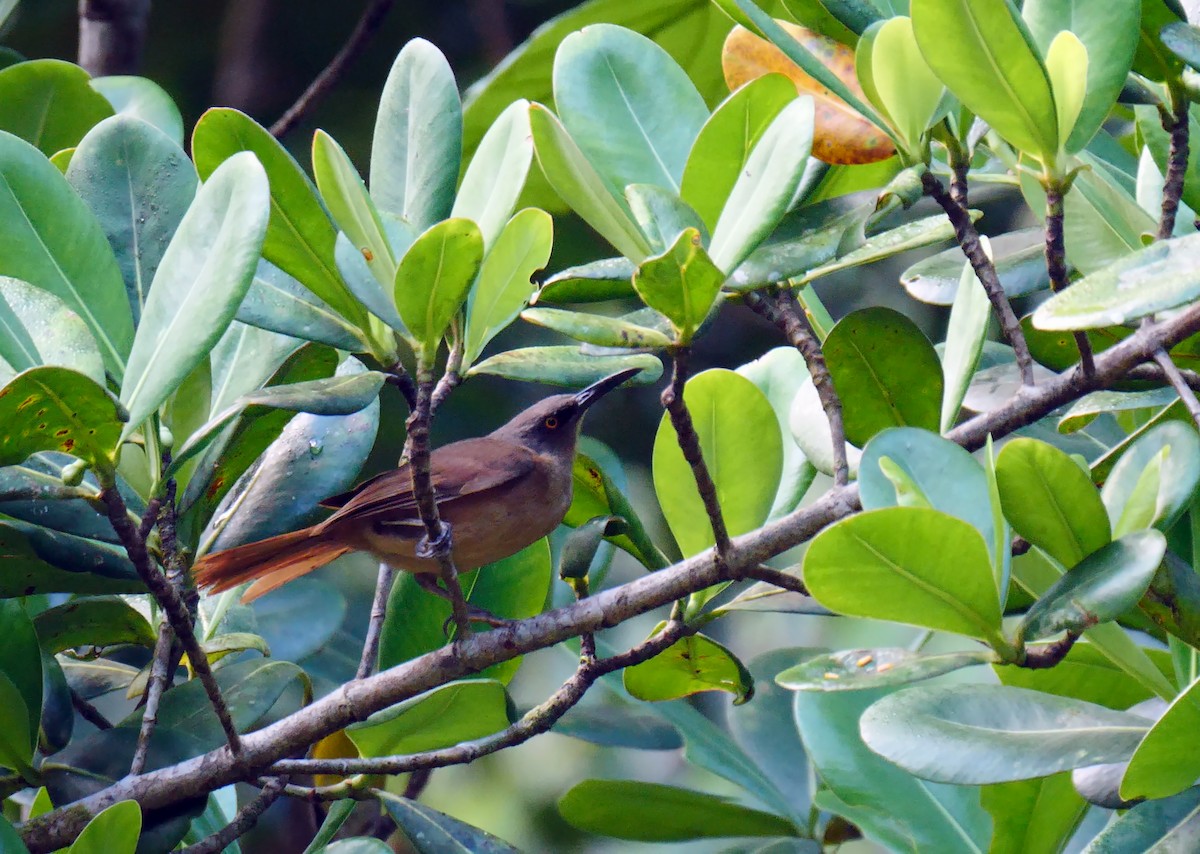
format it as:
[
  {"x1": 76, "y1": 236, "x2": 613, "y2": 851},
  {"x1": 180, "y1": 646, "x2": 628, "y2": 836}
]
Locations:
[{"x1": 723, "y1": 21, "x2": 894, "y2": 165}]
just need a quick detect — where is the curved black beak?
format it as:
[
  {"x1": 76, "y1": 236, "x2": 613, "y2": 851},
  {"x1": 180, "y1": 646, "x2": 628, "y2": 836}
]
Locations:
[{"x1": 574, "y1": 368, "x2": 642, "y2": 410}]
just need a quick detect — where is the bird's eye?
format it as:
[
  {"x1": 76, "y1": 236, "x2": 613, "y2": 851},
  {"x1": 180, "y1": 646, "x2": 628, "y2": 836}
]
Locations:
[{"x1": 544, "y1": 416, "x2": 559, "y2": 429}]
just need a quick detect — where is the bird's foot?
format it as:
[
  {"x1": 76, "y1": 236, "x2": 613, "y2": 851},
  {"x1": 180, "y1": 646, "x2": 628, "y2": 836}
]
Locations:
[
  {"x1": 416, "y1": 521, "x2": 453, "y2": 560},
  {"x1": 440, "y1": 605, "x2": 516, "y2": 636}
]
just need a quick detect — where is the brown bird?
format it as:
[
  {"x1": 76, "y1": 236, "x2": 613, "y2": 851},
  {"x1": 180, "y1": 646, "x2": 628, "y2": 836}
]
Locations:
[{"x1": 192, "y1": 369, "x2": 640, "y2": 602}]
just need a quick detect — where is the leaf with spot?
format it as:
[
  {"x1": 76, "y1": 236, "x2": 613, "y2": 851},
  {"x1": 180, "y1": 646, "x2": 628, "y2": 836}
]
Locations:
[
  {"x1": 0, "y1": 367, "x2": 123, "y2": 471},
  {"x1": 624, "y1": 628, "x2": 754, "y2": 704}
]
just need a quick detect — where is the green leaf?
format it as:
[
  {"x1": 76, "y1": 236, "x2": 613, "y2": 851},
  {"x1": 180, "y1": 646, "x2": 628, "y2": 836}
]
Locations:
[
  {"x1": 624, "y1": 628, "x2": 754, "y2": 703},
  {"x1": 724, "y1": 204, "x2": 869, "y2": 292},
  {"x1": 192, "y1": 109, "x2": 370, "y2": 331},
  {"x1": 631, "y1": 228, "x2": 724, "y2": 342},
  {"x1": 311, "y1": 129, "x2": 397, "y2": 292},
  {"x1": 0, "y1": 367, "x2": 123, "y2": 471},
  {"x1": 463, "y1": 208, "x2": 553, "y2": 367},
  {"x1": 1122, "y1": 676, "x2": 1200, "y2": 799},
  {"x1": 1084, "y1": 786, "x2": 1200, "y2": 852},
  {"x1": 1023, "y1": 0, "x2": 1140, "y2": 151},
  {"x1": 467, "y1": 346, "x2": 662, "y2": 387},
  {"x1": 378, "y1": 540, "x2": 551, "y2": 684},
  {"x1": 0, "y1": 130, "x2": 132, "y2": 377},
  {"x1": 0, "y1": 600, "x2": 41, "y2": 774},
  {"x1": 68, "y1": 800, "x2": 141, "y2": 854},
  {"x1": 1058, "y1": 388, "x2": 1179, "y2": 434},
  {"x1": 558, "y1": 780, "x2": 795, "y2": 841},
  {"x1": 865, "y1": 16, "x2": 945, "y2": 152},
  {"x1": 652, "y1": 369, "x2": 781, "y2": 557},
  {"x1": 0, "y1": 814, "x2": 27, "y2": 853},
  {"x1": 625, "y1": 184, "x2": 706, "y2": 253},
  {"x1": 303, "y1": 799, "x2": 356, "y2": 854},
  {"x1": 554, "y1": 24, "x2": 709, "y2": 198},
  {"x1": 0, "y1": 59, "x2": 113, "y2": 154},
  {"x1": 1162, "y1": 21, "x2": 1200, "y2": 70},
  {"x1": 1138, "y1": 102, "x2": 1200, "y2": 215},
  {"x1": 34, "y1": 596, "x2": 156, "y2": 654},
  {"x1": 0, "y1": 523, "x2": 141, "y2": 596},
  {"x1": 737, "y1": 348, "x2": 814, "y2": 520},
  {"x1": 804, "y1": 507, "x2": 1004, "y2": 643},
  {"x1": 1043, "y1": 31, "x2": 1088, "y2": 145},
  {"x1": 859, "y1": 427, "x2": 996, "y2": 561},
  {"x1": 1102, "y1": 421, "x2": 1200, "y2": 535},
  {"x1": 564, "y1": 449, "x2": 669, "y2": 571},
  {"x1": 393, "y1": 218, "x2": 484, "y2": 359},
  {"x1": 0, "y1": 278, "x2": 104, "y2": 387},
  {"x1": 981, "y1": 774, "x2": 1087, "y2": 854},
  {"x1": 901, "y1": 228, "x2": 1049, "y2": 305},
  {"x1": 521, "y1": 307, "x2": 673, "y2": 349},
  {"x1": 552, "y1": 705, "x2": 682, "y2": 751},
  {"x1": 941, "y1": 256, "x2": 991, "y2": 433},
  {"x1": 1133, "y1": 0, "x2": 1186, "y2": 81},
  {"x1": 237, "y1": 260, "x2": 366, "y2": 352},
  {"x1": 371, "y1": 39, "x2": 462, "y2": 231},
  {"x1": 777, "y1": 647, "x2": 993, "y2": 692},
  {"x1": 794, "y1": 687, "x2": 991, "y2": 851},
  {"x1": 66, "y1": 116, "x2": 197, "y2": 326},
  {"x1": 859, "y1": 684, "x2": 1151, "y2": 784},
  {"x1": 823, "y1": 306, "x2": 943, "y2": 445},
  {"x1": 1034, "y1": 232, "x2": 1200, "y2": 330},
  {"x1": 995, "y1": 437, "x2": 1111, "y2": 568},
  {"x1": 119, "y1": 151, "x2": 269, "y2": 440},
  {"x1": 378, "y1": 791, "x2": 519, "y2": 854},
  {"x1": 911, "y1": 0, "x2": 1057, "y2": 159},
  {"x1": 800, "y1": 212, "x2": 963, "y2": 284},
  {"x1": 707, "y1": 97, "x2": 815, "y2": 273},
  {"x1": 349, "y1": 680, "x2": 512, "y2": 757},
  {"x1": 451, "y1": 100, "x2": 532, "y2": 251},
  {"x1": 528, "y1": 103, "x2": 652, "y2": 262},
  {"x1": 1018, "y1": 531, "x2": 1166, "y2": 641},
  {"x1": 90, "y1": 75, "x2": 184, "y2": 145},
  {"x1": 536, "y1": 257, "x2": 635, "y2": 304},
  {"x1": 681, "y1": 74, "x2": 797, "y2": 232}
]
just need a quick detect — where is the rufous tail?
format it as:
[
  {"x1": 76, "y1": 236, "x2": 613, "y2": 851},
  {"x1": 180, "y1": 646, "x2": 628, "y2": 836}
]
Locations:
[{"x1": 191, "y1": 527, "x2": 353, "y2": 602}]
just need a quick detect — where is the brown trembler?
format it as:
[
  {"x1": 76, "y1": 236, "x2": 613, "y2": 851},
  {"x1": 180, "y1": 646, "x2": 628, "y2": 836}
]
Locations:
[{"x1": 191, "y1": 369, "x2": 640, "y2": 602}]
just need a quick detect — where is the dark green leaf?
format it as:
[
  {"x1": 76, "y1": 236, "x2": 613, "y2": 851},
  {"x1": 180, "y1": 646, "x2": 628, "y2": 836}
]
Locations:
[
  {"x1": 302, "y1": 799, "x2": 357, "y2": 854},
  {"x1": 378, "y1": 791, "x2": 519, "y2": 853},
  {"x1": 823, "y1": 307, "x2": 943, "y2": 445},
  {"x1": 237, "y1": 260, "x2": 366, "y2": 352},
  {"x1": 1019, "y1": 531, "x2": 1166, "y2": 641},
  {"x1": 536, "y1": 257, "x2": 635, "y2": 304},
  {"x1": 558, "y1": 780, "x2": 795, "y2": 841},
  {"x1": 0, "y1": 600, "x2": 41, "y2": 775},
  {"x1": 901, "y1": 228, "x2": 1049, "y2": 305},
  {"x1": 552, "y1": 704, "x2": 683, "y2": 750},
  {"x1": 0, "y1": 814, "x2": 27, "y2": 853},
  {"x1": 860, "y1": 684, "x2": 1150, "y2": 784},
  {"x1": 801, "y1": 213, "x2": 961, "y2": 283},
  {"x1": 1083, "y1": 786, "x2": 1200, "y2": 852},
  {"x1": 521, "y1": 307, "x2": 672, "y2": 349},
  {"x1": 34, "y1": 596, "x2": 156, "y2": 654},
  {"x1": 0, "y1": 523, "x2": 141, "y2": 597},
  {"x1": 252, "y1": 578, "x2": 347, "y2": 664},
  {"x1": 564, "y1": 450, "x2": 669, "y2": 570}
]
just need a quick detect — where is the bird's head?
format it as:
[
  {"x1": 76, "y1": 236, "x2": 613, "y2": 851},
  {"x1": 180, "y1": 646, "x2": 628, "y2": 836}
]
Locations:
[{"x1": 495, "y1": 368, "x2": 641, "y2": 454}]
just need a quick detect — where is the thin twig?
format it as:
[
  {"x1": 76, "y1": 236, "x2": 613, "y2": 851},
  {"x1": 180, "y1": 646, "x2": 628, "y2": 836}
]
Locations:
[
  {"x1": 1159, "y1": 94, "x2": 1191, "y2": 241},
  {"x1": 99, "y1": 483, "x2": 242, "y2": 756},
  {"x1": 1044, "y1": 183, "x2": 1095, "y2": 378},
  {"x1": 430, "y1": 333, "x2": 464, "y2": 414},
  {"x1": 383, "y1": 363, "x2": 418, "y2": 411},
  {"x1": 270, "y1": 0, "x2": 396, "y2": 138},
  {"x1": 743, "y1": 564, "x2": 809, "y2": 596},
  {"x1": 130, "y1": 623, "x2": 175, "y2": 776},
  {"x1": 1127, "y1": 362, "x2": 1200, "y2": 391},
  {"x1": 922, "y1": 171, "x2": 1036, "y2": 386},
  {"x1": 270, "y1": 620, "x2": 690, "y2": 779},
  {"x1": 1154, "y1": 348, "x2": 1200, "y2": 429},
  {"x1": 356, "y1": 563, "x2": 395, "y2": 680},
  {"x1": 661, "y1": 349, "x2": 733, "y2": 564},
  {"x1": 70, "y1": 689, "x2": 113, "y2": 731},
  {"x1": 408, "y1": 375, "x2": 472, "y2": 638},
  {"x1": 179, "y1": 777, "x2": 287, "y2": 854},
  {"x1": 745, "y1": 289, "x2": 850, "y2": 486}
]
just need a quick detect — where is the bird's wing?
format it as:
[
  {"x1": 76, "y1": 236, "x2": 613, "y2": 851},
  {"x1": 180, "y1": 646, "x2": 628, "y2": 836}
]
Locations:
[{"x1": 316, "y1": 437, "x2": 537, "y2": 530}]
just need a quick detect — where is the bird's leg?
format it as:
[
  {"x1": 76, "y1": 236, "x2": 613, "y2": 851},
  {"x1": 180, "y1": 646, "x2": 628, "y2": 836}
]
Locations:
[
  {"x1": 412, "y1": 573, "x2": 516, "y2": 632},
  {"x1": 415, "y1": 521, "x2": 453, "y2": 560}
]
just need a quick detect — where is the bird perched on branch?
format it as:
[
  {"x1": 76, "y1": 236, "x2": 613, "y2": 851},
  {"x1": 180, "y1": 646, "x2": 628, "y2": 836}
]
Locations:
[{"x1": 192, "y1": 369, "x2": 640, "y2": 602}]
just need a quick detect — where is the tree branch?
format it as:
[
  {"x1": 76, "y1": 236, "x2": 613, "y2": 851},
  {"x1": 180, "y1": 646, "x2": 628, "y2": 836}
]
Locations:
[
  {"x1": 270, "y1": 0, "x2": 397, "y2": 138},
  {"x1": 270, "y1": 620, "x2": 689, "y2": 778},
  {"x1": 179, "y1": 777, "x2": 287, "y2": 854},
  {"x1": 69, "y1": 689, "x2": 113, "y2": 731},
  {"x1": 661, "y1": 349, "x2": 733, "y2": 563},
  {"x1": 1159, "y1": 93, "x2": 1191, "y2": 241},
  {"x1": 745, "y1": 289, "x2": 849, "y2": 486},
  {"x1": 23, "y1": 301, "x2": 1200, "y2": 852},
  {"x1": 1154, "y1": 348, "x2": 1200, "y2": 429},
  {"x1": 129, "y1": 622, "x2": 174, "y2": 776},
  {"x1": 922, "y1": 171, "x2": 1036, "y2": 386},
  {"x1": 1044, "y1": 183, "x2": 1095, "y2": 377},
  {"x1": 99, "y1": 483, "x2": 242, "y2": 757},
  {"x1": 77, "y1": 0, "x2": 152, "y2": 76}
]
